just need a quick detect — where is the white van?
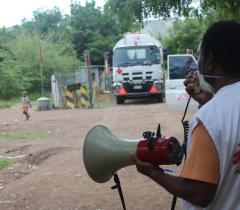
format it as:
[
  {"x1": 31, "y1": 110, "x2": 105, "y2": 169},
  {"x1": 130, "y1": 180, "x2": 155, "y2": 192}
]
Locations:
[
  {"x1": 165, "y1": 54, "x2": 199, "y2": 111},
  {"x1": 112, "y1": 32, "x2": 165, "y2": 104}
]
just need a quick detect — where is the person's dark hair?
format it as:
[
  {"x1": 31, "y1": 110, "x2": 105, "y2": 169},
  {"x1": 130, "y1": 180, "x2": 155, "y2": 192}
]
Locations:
[{"x1": 201, "y1": 20, "x2": 240, "y2": 76}]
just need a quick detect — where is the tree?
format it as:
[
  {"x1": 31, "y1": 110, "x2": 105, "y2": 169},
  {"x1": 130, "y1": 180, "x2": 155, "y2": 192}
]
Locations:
[
  {"x1": 22, "y1": 7, "x2": 63, "y2": 34},
  {"x1": 105, "y1": 0, "x2": 193, "y2": 22},
  {"x1": 105, "y1": 0, "x2": 240, "y2": 23},
  {"x1": 0, "y1": 28, "x2": 18, "y2": 99},
  {"x1": 0, "y1": 27, "x2": 79, "y2": 99},
  {"x1": 104, "y1": 0, "x2": 142, "y2": 31},
  {"x1": 0, "y1": 28, "x2": 15, "y2": 62},
  {"x1": 69, "y1": 1, "x2": 126, "y2": 65},
  {"x1": 199, "y1": 0, "x2": 240, "y2": 20},
  {"x1": 161, "y1": 19, "x2": 203, "y2": 55}
]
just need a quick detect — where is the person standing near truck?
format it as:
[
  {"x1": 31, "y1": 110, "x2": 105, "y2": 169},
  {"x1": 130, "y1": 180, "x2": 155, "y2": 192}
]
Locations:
[{"x1": 22, "y1": 91, "x2": 32, "y2": 120}]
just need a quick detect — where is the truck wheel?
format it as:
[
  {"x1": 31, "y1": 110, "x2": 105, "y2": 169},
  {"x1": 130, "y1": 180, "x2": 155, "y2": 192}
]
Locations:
[
  {"x1": 155, "y1": 94, "x2": 163, "y2": 103},
  {"x1": 116, "y1": 96, "x2": 124, "y2": 104}
]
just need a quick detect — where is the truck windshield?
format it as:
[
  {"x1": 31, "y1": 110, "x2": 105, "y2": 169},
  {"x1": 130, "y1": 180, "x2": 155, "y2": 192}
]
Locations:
[
  {"x1": 113, "y1": 46, "x2": 160, "y2": 67},
  {"x1": 169, "y1": 55, "x2": 198, "y2": 79}
]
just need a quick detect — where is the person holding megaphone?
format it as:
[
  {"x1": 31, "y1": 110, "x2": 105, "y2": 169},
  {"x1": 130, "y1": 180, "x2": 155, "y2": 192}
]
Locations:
[{"x1": 131, "y1": 20, "x2": 240, "y2": 210}]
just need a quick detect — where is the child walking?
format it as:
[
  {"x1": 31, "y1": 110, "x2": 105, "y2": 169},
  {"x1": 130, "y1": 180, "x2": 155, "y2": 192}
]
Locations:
[{"x1": 22, "y1": 91, "x2": 32, "y2": 120}]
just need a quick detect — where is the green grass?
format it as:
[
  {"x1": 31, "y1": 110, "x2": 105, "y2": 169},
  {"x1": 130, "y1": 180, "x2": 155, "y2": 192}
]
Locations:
[
  {"x1": 0, "y1": 99, "x2": 19, "y2": 109},
  {"x1": 0, "y1": 158, "x2": 12, "y2": 169},
  {"x1": 29, "y1": 91, "x2": 52, "y2": 101},
  {"x1": 0, "y1": 132, "x2": 52, "y2": 141}
]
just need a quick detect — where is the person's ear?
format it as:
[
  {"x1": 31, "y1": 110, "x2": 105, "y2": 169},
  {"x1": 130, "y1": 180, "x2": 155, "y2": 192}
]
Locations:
[{"x1": 207, "y1": 52, "x2": 215, "y2": 73}]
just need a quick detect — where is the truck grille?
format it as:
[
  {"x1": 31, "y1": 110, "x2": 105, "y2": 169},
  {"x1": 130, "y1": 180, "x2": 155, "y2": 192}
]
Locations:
[
  {"x1": 132, "y1": 72, "x2": 142, "y2": 75},
  {"x1": 133, "y1": 77, "x2": 142, "y2": 80},
  {"x1": 122, "y1": 71, "x2": 153, "y2": 82}
]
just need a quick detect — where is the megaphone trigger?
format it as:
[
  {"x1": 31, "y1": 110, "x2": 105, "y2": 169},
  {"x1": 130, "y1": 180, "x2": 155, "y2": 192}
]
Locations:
[{"x1": 167, "y1": 137, "x2": 184, "y2": 166}]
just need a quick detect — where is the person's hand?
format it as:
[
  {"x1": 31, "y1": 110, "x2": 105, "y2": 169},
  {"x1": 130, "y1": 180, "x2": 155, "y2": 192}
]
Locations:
[
  {"x1": 130, "y1": 153, "x2": 163, "y2": 177},
  {"x1": 184, "y1": 72, "x2": 213, "y2": 105}
]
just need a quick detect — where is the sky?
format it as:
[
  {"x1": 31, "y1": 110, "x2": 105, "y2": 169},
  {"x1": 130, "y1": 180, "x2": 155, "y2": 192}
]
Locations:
[{"x1": 0, "y1": 0, "x2": 106, "y2": 27}]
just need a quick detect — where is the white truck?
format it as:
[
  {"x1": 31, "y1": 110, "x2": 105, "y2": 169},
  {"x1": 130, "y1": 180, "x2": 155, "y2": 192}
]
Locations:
[{"x1": 112, "y1": 32, "x2": 165, "y2": 104}]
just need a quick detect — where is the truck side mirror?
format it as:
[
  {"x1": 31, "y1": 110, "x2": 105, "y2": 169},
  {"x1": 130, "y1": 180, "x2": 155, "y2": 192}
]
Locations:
[{"x1": 163, "y1": 48, "x2": 168, "y2": 61}]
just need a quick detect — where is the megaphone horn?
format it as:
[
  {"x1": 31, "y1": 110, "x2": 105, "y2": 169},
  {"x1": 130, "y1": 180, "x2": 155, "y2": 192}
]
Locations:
[{"x1": 83, "y1": 125, "x2": 138, "y2": 183}]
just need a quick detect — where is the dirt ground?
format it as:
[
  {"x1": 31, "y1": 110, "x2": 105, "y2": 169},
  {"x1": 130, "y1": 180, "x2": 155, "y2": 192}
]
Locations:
[{"x1": 0, "y1": 94, "x2": 194, "y2": 210}]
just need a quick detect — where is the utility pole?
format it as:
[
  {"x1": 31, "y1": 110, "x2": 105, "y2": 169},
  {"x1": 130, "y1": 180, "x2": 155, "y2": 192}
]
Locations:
[
  {"x1": 84, "y1": 51, "x2": 93, "y2": 108},
  {"x1": 39, "y1": 41, "x2": 44, "y2": 97},
  {"x1": 104, "y1": 52, "x2": 109, "y2": 91}
]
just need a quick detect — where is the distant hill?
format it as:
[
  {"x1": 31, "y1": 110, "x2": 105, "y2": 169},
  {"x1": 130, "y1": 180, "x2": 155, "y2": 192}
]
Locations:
[{"x1": 141, "y1": 19, "x2": 174, "y2": 38}]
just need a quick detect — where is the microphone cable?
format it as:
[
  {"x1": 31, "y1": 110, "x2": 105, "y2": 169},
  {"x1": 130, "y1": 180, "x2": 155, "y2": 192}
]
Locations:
[{"x1": 171, "y1": 96, "x2": 191, "y2": 210}]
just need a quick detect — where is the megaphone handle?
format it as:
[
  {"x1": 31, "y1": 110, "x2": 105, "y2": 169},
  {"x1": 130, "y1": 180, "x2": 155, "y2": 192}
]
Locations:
[{"x1": 111, "y1": 173, "x2": 127, "y2": 210}]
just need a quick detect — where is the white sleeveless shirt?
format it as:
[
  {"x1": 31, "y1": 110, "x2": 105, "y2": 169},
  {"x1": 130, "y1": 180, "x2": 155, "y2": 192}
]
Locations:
[{"x1": 181, "y1": 81, "x2": 240, "y2": 210}]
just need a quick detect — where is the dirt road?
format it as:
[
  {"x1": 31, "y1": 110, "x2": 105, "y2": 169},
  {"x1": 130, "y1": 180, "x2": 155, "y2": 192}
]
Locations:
[{"x1": 0, "y1": 96, "x2": 194, "y2": 210}]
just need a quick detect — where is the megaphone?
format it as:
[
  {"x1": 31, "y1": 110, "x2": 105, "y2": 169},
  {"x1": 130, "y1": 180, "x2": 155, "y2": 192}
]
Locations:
[{"x1": 83, "y1": 125, "x2": 183, "y2": 183}]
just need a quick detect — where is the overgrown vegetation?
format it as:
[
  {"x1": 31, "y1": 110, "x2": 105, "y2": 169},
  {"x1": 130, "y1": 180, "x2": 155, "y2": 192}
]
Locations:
[
  {"x1": 0, "y1": 0, "x2": 238, "y2": 102},
  {"x1": 0, "y1": 1, "x2": 134, "y2": 101}
]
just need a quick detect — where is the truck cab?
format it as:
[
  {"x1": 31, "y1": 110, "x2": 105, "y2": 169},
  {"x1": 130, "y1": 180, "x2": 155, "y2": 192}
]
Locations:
[{"x1": 112, "y1": 33, "x2": 165, "y2": 104}]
